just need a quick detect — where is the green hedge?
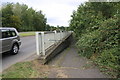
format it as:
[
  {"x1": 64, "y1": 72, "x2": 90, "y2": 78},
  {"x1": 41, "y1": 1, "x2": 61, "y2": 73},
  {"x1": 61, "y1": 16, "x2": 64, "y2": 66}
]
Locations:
[{"x1": 70, "y1": 2, "x2": 120, "y2": 78}]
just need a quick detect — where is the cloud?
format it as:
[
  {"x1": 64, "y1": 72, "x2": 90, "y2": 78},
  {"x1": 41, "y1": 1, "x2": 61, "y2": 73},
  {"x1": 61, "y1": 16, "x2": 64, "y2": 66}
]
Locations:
[{"x1": 2, "y1": 0, "x2": 87, "y2": 26}]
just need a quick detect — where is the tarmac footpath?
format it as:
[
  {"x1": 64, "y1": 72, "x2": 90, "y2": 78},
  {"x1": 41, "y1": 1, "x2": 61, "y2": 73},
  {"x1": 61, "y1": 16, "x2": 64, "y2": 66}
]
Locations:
[{"x1": 48, "y1": 43, "x2": 109, "y2": 78}]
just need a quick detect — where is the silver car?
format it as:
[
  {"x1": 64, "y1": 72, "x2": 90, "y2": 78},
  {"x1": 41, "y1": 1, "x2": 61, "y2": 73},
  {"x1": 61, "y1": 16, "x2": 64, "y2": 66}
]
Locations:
[{"x1": 0, "y1": 27, "x2": 21, "y2": 55}]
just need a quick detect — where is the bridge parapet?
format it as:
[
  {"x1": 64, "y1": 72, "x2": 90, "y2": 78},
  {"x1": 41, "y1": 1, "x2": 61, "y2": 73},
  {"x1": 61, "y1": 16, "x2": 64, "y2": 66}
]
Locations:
[{"x1": 36, "y1": 31, "x2": 73, "y2": 64}]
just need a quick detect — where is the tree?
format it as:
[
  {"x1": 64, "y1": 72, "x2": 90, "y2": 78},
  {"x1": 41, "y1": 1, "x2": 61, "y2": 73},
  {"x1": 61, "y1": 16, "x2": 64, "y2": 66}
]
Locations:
[
  {"x1": 2, "y1": 3, "x2": 47, "y2": 31},
  {"x1": 2, "y1": 3, "x2": 14, "y2": 27}
]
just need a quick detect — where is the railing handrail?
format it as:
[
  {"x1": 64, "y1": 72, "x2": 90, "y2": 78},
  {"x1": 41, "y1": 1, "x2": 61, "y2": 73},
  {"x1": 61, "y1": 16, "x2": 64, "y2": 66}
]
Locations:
[{"x1": 36, "y1": 31, "x2": 72, "y2": 56}]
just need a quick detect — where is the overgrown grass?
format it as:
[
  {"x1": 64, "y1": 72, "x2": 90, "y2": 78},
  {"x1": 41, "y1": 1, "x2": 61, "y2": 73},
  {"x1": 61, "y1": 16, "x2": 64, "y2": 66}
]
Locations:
[
  {"x1": 19, "y1": 32, "x2": 35, "y2": 37},
  {"x1": 2, "y1": 60, "x2": 50, "y2": 78}
]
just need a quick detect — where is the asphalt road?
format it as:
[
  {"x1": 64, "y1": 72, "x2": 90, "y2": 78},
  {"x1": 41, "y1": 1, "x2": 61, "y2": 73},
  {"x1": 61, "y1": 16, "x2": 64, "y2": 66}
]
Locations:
[
  {"x1": 1, "y1": 32, "x2": 70, "y2": 72},
  {"x1": 2, "y1": 36, "x2": 36, "y2": 71}
]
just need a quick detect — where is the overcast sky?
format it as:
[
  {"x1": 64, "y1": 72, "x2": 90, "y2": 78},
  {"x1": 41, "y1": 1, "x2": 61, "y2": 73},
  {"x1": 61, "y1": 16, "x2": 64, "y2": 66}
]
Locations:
[{"x1": 1, "y1": 0, "x2": 87, "y2": 26}]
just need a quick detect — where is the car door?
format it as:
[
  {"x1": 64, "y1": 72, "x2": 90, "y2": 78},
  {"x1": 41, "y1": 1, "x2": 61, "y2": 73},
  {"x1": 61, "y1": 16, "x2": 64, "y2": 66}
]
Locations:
[{"x1": 1, "y1": 29, "x2": 12, "y2": 53}]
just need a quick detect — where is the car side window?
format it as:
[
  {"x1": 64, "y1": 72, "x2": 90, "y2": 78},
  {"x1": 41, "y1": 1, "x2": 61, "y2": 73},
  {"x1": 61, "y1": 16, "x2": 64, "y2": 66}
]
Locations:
[
  {"x1": 9, "y1": 31, "x2": 17, "y2": 37},
  {"x1": 2, "y1": 30, "x2": 11, "y2": 38}
]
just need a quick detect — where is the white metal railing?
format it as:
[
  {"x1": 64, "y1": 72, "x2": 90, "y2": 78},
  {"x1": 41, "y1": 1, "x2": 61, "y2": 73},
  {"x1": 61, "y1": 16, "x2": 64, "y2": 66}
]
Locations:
[{"x1": 36, "y1": 31, "x2": 72, "y2": 56}]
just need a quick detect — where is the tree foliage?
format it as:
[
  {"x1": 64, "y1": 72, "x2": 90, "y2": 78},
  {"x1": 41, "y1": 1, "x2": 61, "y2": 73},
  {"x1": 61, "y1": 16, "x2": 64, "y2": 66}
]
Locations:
[
  {"x1": 69, "y1": 2, "x2": 120, "y2": 77},
  {"x1": 2, "y1": 3, "x2": 47, "y2": 31}
]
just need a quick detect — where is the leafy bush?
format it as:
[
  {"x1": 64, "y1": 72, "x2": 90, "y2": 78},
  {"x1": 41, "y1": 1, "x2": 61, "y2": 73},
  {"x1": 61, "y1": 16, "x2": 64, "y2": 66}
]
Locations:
[
  {"x1": 76, "y1": 30, "x2": 101, "y2": 58},
  {"x1": 70, "y1": 2, "x2": 120, "y2": 77},
  {"x1": 96, "y1": 48, "x2": 119, "y2": 77}
]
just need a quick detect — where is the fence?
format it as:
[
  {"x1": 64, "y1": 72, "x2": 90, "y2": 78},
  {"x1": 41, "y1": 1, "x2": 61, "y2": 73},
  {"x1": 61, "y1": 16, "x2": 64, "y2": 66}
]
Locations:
[{"x1": 36, "y1": 31, "x2": 72, "y2": 56}]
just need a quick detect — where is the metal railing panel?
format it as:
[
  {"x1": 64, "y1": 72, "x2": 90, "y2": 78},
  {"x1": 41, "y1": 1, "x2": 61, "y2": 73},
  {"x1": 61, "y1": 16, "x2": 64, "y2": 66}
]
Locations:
[{"x1": 36, "y1": 31, "x2": 72, "y2": 56}]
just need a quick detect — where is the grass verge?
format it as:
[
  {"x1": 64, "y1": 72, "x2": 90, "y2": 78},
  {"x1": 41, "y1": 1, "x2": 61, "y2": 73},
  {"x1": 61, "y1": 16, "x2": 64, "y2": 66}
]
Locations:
[
  {"x1": 2, "y1": 60, "x2": 50, "y2": 78},
  {"x1": 19, "y1": 32, "x2": 35, "y2": 37}
]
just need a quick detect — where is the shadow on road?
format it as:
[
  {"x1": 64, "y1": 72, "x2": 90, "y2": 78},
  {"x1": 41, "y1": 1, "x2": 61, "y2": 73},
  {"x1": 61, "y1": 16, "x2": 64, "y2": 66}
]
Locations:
[{"x1": 2, "y1": 52, "x2": 19, "y2": 59}]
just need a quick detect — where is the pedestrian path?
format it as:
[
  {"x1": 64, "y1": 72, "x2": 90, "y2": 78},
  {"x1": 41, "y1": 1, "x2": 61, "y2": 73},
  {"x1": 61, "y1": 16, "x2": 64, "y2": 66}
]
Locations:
[{"x1": 48, "y1": 43, "x2": 109, "y2": 78}]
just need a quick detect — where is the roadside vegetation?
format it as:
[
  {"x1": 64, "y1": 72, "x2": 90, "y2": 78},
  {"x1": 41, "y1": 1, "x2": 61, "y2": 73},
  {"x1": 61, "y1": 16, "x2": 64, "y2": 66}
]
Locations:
[
  {"x1": 1, "y1": 3, "x2": 47, "y2": 32},
  {"x1": 69, "y1": 2, "x2": 120, "y2": 78},
  {"x1": 2, "y1": 60, "x2": 50, "y2": 78},
  {"x1": 1, "y1": 3, "x2": 68, "y2": 32},
  {"x1": 1, "y1": 3, "x2": 65, "y2": 32},
  {"x1": 19, "y1": 32, "x2": 35, "y2": 37}
]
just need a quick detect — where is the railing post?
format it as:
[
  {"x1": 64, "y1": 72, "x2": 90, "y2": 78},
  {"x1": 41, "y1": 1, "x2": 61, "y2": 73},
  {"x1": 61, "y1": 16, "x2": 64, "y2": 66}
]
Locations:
[
  {"x1": 41, "y1": 32, "x2": 45, "y2": 55},
  {"x1": 60, "y1": 31, "x2": 62, "y2": 40},
  {"x1": 54, "y1": 30, "x2": 57, "y2": 43},
  {"x1": 36, "y1": 32, "x2": 40, "y2": 55}
]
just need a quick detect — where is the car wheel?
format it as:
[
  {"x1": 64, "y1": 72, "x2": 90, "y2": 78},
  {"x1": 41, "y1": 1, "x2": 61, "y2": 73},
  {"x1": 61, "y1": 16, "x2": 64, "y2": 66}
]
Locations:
[{"x1": 11, "y1": 44, "x2": 19, "y2": 55}]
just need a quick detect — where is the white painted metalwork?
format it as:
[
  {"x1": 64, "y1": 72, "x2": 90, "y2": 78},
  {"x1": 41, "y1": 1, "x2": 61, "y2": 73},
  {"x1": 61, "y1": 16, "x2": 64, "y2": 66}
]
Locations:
[{"x1": 36, "y1": 31, "x2": 72, "y2": 56}]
